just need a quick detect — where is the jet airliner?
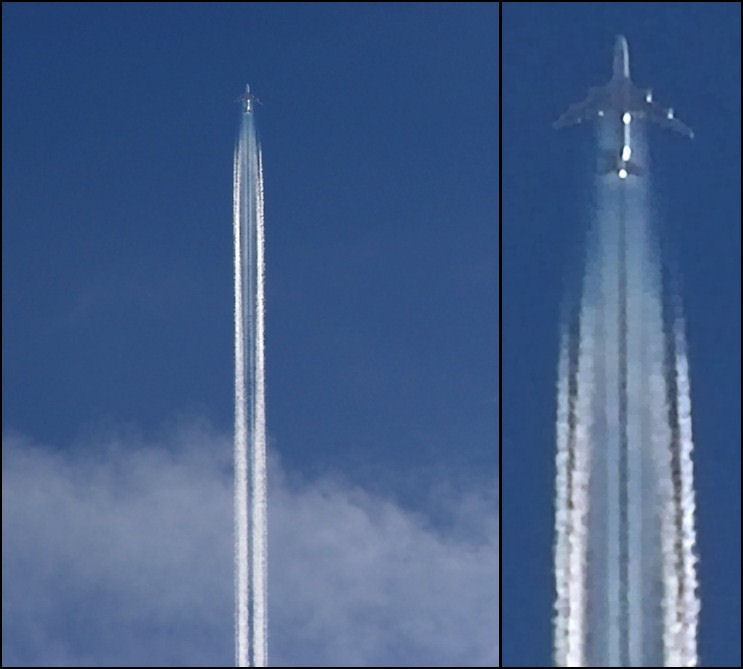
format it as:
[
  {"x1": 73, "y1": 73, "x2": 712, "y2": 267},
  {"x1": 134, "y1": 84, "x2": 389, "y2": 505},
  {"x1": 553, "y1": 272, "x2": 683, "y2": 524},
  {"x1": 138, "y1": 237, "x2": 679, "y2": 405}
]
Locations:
[
  {"x1": 236, "y1": 84, "x2": 261, "y2": 113},
  {"x1": 554, "y1": 35, "x2": 693, "y2": 139}
]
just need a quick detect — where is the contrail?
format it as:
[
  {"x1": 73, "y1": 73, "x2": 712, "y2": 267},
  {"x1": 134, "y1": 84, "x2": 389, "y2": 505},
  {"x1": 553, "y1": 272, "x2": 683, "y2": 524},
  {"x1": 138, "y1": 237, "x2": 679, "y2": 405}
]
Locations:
[
  {"x1": 233, "y1": 105, "x2": 268, "y2": 667},
  {"x1": 553, "y1": 327, "x2": 573, "y2": 667},
  {"x1": 572, "y1": 305, "x2": 596, "y2": 667},
  {"x1": 669, "y1": 301, "x2": 700, "y2": 667},
  {"x1": 251, "y1": 147, "x2": 268, "y2": 668},
  {"x1": 552, "y1": 117, "x2": 699, "y2": 666},
  {"x1": 233, "y1": 139, "x2": 250, "y2": 668}
]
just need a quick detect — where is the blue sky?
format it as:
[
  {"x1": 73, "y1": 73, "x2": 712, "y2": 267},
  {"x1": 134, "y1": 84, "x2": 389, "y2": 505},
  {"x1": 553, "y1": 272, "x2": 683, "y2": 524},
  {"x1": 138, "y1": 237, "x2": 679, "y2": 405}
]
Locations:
[
  {"x1": 3, "y1": 3, "x2": 497, "y2": 666},
  {"x1": 502, "y1": 3, "x2": 740, "y2": 667}
]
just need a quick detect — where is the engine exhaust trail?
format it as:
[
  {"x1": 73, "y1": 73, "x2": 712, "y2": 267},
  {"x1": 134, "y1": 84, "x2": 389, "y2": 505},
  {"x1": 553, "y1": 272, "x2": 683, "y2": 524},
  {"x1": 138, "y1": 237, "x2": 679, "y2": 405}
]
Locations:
[
  {"x1": 233, "y1": 139, "x2": 250, "y2": 669},
  {"x1": 551, "y1": 115, "x2": 699, "y2": 666},
  {"x1": 233, "y1": 99, "x2": 268, "y2": 668},
  {"x1": 251, "y1": 148, "x2": 268, "y2": 668},
  {"x1": 670, "y1": 303, "x2": 700, "y2": 667},
  {"x1": 553, "y1": 327, "x2": 573, "y2": 667}
]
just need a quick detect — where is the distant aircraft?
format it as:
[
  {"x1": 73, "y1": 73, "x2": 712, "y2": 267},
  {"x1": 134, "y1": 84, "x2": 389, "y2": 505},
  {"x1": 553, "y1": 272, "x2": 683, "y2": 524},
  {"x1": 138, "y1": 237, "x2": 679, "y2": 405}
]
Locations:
[
  {"x1": 554, "y1": 35, "x2": 694, "y2": 139},
  {"x1": 236, "y1": 84, "x2": 261, "y2": 113}
]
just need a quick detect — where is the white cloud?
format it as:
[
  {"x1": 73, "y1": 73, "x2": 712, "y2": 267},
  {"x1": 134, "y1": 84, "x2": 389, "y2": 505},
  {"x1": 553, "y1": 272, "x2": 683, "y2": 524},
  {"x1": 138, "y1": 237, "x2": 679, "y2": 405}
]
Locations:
[{"x1": 2, "y1": 422, "x2": 498, "y2": 666}]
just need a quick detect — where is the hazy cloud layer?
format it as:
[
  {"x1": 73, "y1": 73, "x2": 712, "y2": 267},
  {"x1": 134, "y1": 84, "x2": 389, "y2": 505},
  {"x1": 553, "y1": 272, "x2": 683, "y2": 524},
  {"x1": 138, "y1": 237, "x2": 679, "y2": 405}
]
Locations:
[{"x1": 2, "y1": 423, "x2": 498, "y2": 666}]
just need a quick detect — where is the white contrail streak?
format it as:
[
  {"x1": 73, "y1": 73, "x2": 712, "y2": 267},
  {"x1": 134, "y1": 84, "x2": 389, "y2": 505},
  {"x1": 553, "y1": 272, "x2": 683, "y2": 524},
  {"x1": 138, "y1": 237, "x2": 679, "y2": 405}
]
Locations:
[
  {"x1": 647, "y1": 290, "x2": 680, "y2": 668},
  {"x1": 553, "y1": 118, "x2": 699, "y2": 666},
  {"x1": 568, "y1": 301, "x2": 596, "y2": 668},
  {"x1": 234, "y1": 141, "x2": 250, "y2": 668},
  {"x1": 671, "y1": 307, "x2": 700, "y2": 667},
  {"x1": 553, "y1": 297, "x2": 597, "y2": 668},
  {"x1": 251, "y1": 148, "x2": 268, "y2": 668},
  {"x1": 554, "y1": 327, "x2": 573, "y2": 667},
  {"x1": 234, "y1": 112, "x2": 268, "y2": 667}
]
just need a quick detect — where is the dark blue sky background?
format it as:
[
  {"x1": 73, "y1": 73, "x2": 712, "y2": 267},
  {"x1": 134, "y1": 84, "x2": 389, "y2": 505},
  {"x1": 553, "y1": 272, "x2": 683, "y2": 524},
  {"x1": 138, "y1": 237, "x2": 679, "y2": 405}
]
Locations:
[
  {"x1": 503, "y1": 3, "x2": 740, "y2": 667},
  {"x1": 3, "y1": 3, "x2": 498, "y2": 498}
]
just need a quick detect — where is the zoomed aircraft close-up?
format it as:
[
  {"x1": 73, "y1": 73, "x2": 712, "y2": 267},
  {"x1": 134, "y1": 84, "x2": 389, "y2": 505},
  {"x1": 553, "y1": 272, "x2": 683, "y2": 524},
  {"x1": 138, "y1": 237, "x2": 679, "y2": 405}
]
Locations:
[{"x1": 553, "y1": 35, "x2": 694, "y2": 139}]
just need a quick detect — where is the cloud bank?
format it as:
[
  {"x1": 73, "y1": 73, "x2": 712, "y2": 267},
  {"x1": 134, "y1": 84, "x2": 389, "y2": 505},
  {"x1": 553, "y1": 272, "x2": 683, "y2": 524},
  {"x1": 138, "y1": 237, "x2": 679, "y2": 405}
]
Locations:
[{"x1": 2, "y1": 422, "x2": 498, "y2": 666}]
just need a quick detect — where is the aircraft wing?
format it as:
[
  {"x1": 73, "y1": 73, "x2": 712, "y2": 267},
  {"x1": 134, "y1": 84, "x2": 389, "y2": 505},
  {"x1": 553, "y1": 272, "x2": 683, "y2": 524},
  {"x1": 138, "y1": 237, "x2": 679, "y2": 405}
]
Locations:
[
  {"x1": 553, "y1": 86, "x2": 611, "y2": 129},
  {"x1": 625, "y1": 82, "x2": 694, "y2": 138},
  {"x1": 645, "y1": 101, "x2": 694, "y2": 138}
]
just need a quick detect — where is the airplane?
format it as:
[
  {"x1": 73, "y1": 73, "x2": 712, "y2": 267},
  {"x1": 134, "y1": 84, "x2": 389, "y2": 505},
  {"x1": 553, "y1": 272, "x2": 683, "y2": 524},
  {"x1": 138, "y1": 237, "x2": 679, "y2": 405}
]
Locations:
[
  {"x1": 554, "y1": 35, "x2": 694, "y2": 139},
  {"x1": 235, "y1": 84, "x2": 261, "y2": 113},
  {"x1": 601, "y1": 144, "x2": 643, "y2": 179}
]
